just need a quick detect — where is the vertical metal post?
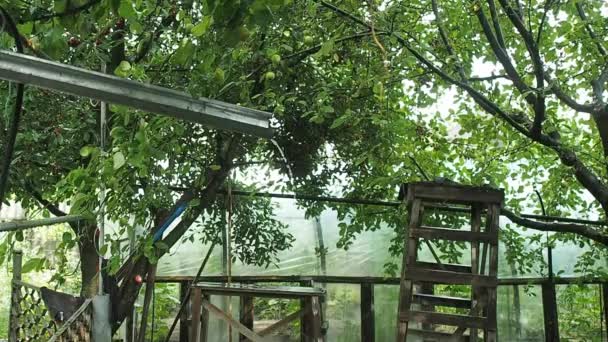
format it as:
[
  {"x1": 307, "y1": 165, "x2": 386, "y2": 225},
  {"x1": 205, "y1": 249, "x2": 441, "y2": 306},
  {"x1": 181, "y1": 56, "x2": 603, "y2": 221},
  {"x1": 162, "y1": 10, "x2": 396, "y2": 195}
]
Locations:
[
  {"x1": 98, "y1": 64, "x2": 107, "y2": 296},
  {"x1": 360, "y1": 282, "x2": 375, "y2": 342},
  {"x1": 542, "y1": 282, "x2": 559, "y2": 342},
  {"x1": 8, "y1": 250, "x2": 22, "y2": 342}
]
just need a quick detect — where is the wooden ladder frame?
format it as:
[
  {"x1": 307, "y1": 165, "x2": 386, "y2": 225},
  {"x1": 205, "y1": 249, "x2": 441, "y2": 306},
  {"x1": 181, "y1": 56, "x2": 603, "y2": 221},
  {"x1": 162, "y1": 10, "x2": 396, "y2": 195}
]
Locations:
[{"x1": 396, "y1": 182, "x2": 503, "y2": 342}]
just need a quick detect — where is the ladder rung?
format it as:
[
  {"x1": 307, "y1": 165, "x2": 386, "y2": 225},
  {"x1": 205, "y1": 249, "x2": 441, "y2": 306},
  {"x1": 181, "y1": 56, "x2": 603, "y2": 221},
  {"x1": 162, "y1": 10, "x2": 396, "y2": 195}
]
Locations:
[
  {"x1": 406, "y1": 267, "x2": 497, "y2": 287},
  {"x1": 415, "y1": 261, "x2": 472, "y2": 273},
  {"x1": 406, "y1": 182, "x2": 504, "y2": 204},
  {"x1": 412, "y1": 226, "x2": 497, "y2": 242},
  {"x1": 400, "y1": 310, "x2": 487, "y2": 329},
  {"x1": 408, "y1": 328, "x2": 470, "y2": 341},
  {"x1": 413, "y1": 294, "x2": 471, "y2": 309}
]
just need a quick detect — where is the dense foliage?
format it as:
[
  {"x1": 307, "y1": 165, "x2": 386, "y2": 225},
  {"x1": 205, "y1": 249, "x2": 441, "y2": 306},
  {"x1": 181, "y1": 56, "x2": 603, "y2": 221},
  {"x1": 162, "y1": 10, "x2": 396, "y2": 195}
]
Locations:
[{"x1": 0, "y1": 0, "x2": 606, "y2": 333}]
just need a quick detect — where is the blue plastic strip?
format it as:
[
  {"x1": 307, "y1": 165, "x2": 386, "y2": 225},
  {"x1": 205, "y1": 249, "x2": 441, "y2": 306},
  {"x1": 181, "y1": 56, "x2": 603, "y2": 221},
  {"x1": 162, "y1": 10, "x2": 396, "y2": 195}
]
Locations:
[{"x1": 153, "y1": 201, "x2": 189, "y2": 242}]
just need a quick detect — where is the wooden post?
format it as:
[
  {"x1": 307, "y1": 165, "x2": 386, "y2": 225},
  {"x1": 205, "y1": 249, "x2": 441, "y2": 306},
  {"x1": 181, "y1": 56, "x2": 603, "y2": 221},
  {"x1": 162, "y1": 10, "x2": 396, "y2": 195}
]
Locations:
[
  {"x1": 541, "y1": 282, "x2": 559, "y2": 342},
  {"x1": 239, "y1": 296, "x2": 254, "y2": 342},
  {"x1": 126, "y1": 310, "x2": 134, "y2": 342},
  {"x1": 137, "y1": 263, "x2": 157, "y2": 342},
  {"x1": 200, "y1": 294, "x2": 209, "y2": 342},
  {"x1": 603, "y1": 284, "x2": 608, "y2": 339},
  {"x1": 360, "y1": 283, "x2": 375, "y2": 342},
  {"x1": 179, "y1": 281, "x2": 189, "y2": 342},
  {"x1": 8, "y1": 250, "x2": 22, "y2": 342},
  {"x1": 300, "y1": 280, "x2": 313, "y2": 342},
  {"x1": 190, "y1": 288, "x2": 203, "y2": 342}
]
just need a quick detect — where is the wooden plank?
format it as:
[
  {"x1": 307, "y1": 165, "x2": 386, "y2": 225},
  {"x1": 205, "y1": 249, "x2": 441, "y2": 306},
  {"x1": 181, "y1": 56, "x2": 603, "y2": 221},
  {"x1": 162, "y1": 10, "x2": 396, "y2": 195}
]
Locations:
[
  {"x1": 200, "y1": 294, "x2": 210, "y2": 342},
  {"x1": 154, "y1": 275, "x2": 607, "y2": 286},
  {"x1": 201, "y1": 298, "x2": 265, "y2": 342},
  {"x1": 397, "y1": 199, "x2": 422, "y2": 342},
  {"x1": 137, "y1": 263, "x2": 157, "y2": 342},
  {"x1": 189, "y1": 288, "x2": 202, "y2": 342},
  {"x1": 406, "y1": 182, "x2": 504, "y2": 204},
  {"x1": 239, "y1": 296, "x2": 254, "y2": 342},
  {"x1": 415, "y1": 261, "x2": 472, "y2": 273},
  {"x1": 406, "y1": 268, "x2": 497, "y2": 287},
  {"x1": 299, "y1": 280, "x2": 313, "y2": 342},
  {"x1": 412, "y1": 293, "x2": 471, "y2": 309},
  {"x1": 400, "y1": 310, "x2": 487, "y2": 329},
  {"x1": 408, "y1": 328, "x2": 470, "y2": 341},
  {"x1": 8, "y1": 251, "x2": 22, "y2": 342},
  {"x1": 603, "y1": 284, "x2": 608, "y2": 339},
  {"x1": 360, "y1": 283, "x2": 374, "y2": 342},
  {"x1": 258, "y1": 309, "x2": 305, "y2": 337},
  {"x1": 308, "y1": 296, "x2": 323, "y2": 341},
  {"x1": 470, "y1": 204, "x2": 481, "y2": 342},
  {"x1": 541, "y1": 283, "x2": 559, "y2": 342},
  {"x1": 413, "y1": 227, "x2": 496, "y2": 243},
  {"x1": 193, "y1": 282, "x2": 324, "y2": 298}
]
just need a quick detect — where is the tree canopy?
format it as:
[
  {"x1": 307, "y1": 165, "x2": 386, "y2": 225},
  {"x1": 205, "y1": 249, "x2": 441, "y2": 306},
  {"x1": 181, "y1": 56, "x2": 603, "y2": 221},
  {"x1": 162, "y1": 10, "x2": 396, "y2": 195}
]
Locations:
[{"x1": 0, "y1": 0, "x2": 606, "y2": 330}]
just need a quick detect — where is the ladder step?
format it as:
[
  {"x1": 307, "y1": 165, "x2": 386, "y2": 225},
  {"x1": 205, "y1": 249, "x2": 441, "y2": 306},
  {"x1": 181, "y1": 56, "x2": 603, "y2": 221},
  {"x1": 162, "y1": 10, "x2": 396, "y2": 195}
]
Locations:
[
  {"x1": 406, "y1": 182, "x2": 504, "y2": 204},
  {"x1": 413, "y1": 294, "x2": 471, "y2": 309},
  {"x1": 412, "y1": 226, "x2": 497, "y2": 242},
  {"x1": 406, "y1": 267, "x2": 497, "y2": 287},
  {"x1": 400, "y1": 310, "x2": 487, "y2": 329},
  {"x1": 415, "y1": 261, "x2": 472, "y2": 273},
  {"x1": 408, "y1": 328, "x2": 470, "y2": 341}
]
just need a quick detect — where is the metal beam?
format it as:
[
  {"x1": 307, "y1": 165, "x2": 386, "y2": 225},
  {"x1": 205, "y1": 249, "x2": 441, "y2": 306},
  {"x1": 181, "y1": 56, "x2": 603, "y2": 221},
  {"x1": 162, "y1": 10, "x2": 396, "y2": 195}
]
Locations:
[
  {"x1": 0, "y1": 215, "x2": 86, "y2": 232},
  {"x1": 0, "y1": 50, "x2": 273, "y2": 138}
]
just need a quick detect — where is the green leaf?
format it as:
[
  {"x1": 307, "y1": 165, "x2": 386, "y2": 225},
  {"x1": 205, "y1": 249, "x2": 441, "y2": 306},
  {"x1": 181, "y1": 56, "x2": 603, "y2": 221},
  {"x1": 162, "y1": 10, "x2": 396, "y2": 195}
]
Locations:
[
  {"x1": 173, "y1": 39, "x2": 195, "y2": 66},
  {"x1": 330, "y1": 114, "x2": 351, "y2": 129},
  {"x1": 62, "y1": 232, "x2": 72, "y2": 244},
  {"x1": 113, "y1": 151, "x2": 126, "y2": 170},
  {"x1": 191, "y1": 16, "x2": 213, "y2": 37},
  {"x1": 22, "y1": 258, "x2": 44, "y2": 274},
  {"x1": 118, "y1": 0, "x2": 136, "y2": 19},
  {"x1": 114, "y1": 60, "x2": 132, "y2": 77},
  {"x1": 315, "y1": 38, "x2": 334, "y2": 58},
  {"x1": 80, "y1": 146, "x2": 94, "y2": 157},
  {"x1": 209, "y1": 164, "x2": 221, "y2": 171}
]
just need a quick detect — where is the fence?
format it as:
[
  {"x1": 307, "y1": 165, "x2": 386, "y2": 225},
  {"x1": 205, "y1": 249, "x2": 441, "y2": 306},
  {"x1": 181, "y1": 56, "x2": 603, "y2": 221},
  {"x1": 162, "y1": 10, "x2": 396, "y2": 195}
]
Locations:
[{"x1": 8, "y1": 251, "x2": 93, "y2": 342}]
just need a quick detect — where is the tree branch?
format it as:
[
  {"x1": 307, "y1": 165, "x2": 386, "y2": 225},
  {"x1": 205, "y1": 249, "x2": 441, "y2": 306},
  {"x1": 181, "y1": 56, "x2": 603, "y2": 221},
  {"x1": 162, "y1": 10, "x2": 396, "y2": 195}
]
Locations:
[
  {"x1": 474, "y1": 4, "x2": 536, "y2": 107},
  {"x1": 545, "y1": 74, "x2": 595, "y2": 113},
  {"x1": 316, "y1": 0, "x2": 608, "y2": 214},
  {"x1": 503, "y1": 208, "x2": 608, "y2": 246},
  {"x1": 431, "y1": 0, "x2": 465, "y2": 79},
  {"x1": 575, "y1": 2, "x2": 607, "y2": 57},
  {"x1": 23, "y1": 182, "x2": 67, "y2": 217},
  {"x1": 487, "y1": 0, "x2": 507, "y2": 49},
  {"x1": 23, "y1": 0, "x2": 102, "y2": 23},
  {"x1": 495, "y1": 0, "x2": 545, "y2": 137}
]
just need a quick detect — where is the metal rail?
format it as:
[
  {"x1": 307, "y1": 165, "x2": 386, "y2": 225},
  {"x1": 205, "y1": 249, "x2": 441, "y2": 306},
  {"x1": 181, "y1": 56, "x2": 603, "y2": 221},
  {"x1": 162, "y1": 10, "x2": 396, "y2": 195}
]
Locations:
[
  {"x1": 0, "y1": 214, "x2": 86, "y2": 232},
  {"x1": 0, "y1": 50, "x2": 273, "y2": 137},
  {"x1": 154, "y1": 274, "x2": 608, "y2": 286}
]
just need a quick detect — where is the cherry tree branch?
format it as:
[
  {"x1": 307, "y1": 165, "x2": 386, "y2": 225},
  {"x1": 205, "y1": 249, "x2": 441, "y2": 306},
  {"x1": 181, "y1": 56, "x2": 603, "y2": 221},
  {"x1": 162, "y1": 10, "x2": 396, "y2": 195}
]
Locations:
[{"x1": 503, "y1": 208, "x2": 608, "y2": 246}]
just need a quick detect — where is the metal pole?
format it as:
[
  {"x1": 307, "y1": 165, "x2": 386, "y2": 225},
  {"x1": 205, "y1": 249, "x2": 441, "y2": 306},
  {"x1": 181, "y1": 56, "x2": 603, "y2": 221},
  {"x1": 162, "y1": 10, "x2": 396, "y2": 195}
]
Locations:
[
  {"x1": 0, "y1": 215, "x2": 85, "y2": 232},
  {"x1": 0, "y1": 50, "x2": 273, "y2": 137},
  {"x1": 98, "y1": 64, "x2": 107, "y2": 296}
]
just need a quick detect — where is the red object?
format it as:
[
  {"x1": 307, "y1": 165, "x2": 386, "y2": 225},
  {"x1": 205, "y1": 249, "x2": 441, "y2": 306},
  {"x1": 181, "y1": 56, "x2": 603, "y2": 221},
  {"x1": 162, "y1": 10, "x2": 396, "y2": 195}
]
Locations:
[
  {"x1": 116, "y1": 18, "x2": 125, "y2": 29},
  {"x1": 134, "y1": 274, "x2": 143, "y2": 284},
  {"x1": 68, "y1": 37, "x2": 80, "y2": 47}
]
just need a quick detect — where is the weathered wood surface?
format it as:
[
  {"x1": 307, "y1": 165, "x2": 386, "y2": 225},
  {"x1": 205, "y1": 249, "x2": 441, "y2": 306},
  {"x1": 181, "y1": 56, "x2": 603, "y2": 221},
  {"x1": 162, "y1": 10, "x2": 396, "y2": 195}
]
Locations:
[
  {"x1": 399, "y1": 311, "x2": 487, "y2": 329},
  {"x1": 413, "y1": 226, "x2": 496, "y2": 242},
  {"x1": 193, "y1": 282, "x2": 325, "y2": 298},
  {"x1": 405, "y1": 182, "x2": 504, "y2": 204}
]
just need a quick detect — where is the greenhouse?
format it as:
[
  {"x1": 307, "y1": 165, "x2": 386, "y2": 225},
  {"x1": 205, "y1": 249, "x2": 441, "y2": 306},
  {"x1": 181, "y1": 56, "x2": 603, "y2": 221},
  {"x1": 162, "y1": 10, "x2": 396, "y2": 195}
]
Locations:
[{"x1": 0, "y1": 0, "x2": 607, "y2": 342}]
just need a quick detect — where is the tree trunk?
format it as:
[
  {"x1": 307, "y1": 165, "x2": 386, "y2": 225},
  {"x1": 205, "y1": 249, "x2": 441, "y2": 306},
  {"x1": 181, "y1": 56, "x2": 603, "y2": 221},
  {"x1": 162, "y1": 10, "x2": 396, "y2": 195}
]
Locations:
[{"x1": 79, "y1": 224, "x2": 100, "y2": 298}]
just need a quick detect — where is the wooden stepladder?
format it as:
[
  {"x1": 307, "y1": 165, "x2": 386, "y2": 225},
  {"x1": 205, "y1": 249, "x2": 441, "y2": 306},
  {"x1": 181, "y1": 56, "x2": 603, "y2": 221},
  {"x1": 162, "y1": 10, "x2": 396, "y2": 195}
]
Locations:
[{"x1": 396, "y1": 182, "x2": 504, "y2": 342}]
